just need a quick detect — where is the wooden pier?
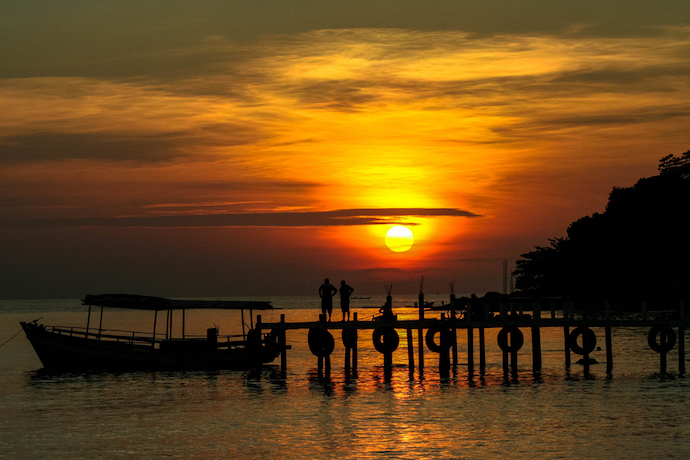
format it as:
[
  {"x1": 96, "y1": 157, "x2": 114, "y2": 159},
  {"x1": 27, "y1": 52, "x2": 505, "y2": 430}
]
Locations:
[{"x1": 257, "y1": 298, "x2": 688, "y2": 379}]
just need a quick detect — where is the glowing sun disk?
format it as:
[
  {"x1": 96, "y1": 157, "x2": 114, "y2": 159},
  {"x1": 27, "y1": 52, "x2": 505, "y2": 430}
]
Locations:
[{"x1": 385, "y1": 226, "x2": 414, "y2": 252}]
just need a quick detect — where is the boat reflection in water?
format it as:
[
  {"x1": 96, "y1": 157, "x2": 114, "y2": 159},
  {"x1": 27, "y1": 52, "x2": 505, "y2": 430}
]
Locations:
[{"x1": 20, "y1": 294, "x2": 281, "y2": 371}]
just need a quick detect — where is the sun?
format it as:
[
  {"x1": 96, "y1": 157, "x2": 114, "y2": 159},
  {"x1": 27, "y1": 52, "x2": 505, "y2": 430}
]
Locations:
[{"x1": 385, "y1": 225, "x2": 414, "y2": 252}]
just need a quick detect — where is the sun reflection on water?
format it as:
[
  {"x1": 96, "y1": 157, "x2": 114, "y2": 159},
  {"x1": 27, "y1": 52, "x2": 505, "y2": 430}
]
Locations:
[{"x1": 7, "y1": 300, "x2": 690, "y2": 459}]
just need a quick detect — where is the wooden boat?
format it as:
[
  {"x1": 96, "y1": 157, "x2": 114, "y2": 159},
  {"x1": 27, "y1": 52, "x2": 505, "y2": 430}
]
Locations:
[{"x1": 20, "y1": 294, "x2": 282, "y2": 371}]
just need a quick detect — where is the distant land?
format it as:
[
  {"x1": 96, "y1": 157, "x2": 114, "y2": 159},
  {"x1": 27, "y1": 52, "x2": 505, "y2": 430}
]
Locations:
[{"x1": 512, "y1": 151, "x2": 690, "y2": 302}]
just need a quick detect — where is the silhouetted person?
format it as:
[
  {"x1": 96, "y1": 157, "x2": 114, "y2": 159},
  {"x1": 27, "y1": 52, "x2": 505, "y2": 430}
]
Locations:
[
  {"x1": 379, "y1": 299, "x2": 394, "y2": 320},
  {"x1": 319, "y1": 278, "x2": 338, "y2": 321},
  {"x1": 339, "y1": 280, "x2": 354, "y2": 321}
]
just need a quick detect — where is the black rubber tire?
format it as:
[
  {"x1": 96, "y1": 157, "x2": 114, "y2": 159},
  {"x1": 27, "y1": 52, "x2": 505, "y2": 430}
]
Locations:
[
  {"x1": 425, "y1": 324, "x2": 453, "y2": 353},
  {"x1": 497, "y1": 326, "x2": 524, "y2": 353},
  {"x1": 308, "y1": 329, "x2": 335, "y2": 357},
  {"x1": 648, "y1": 324, "x2": 676, "y2": 353},
  {"x1": 372, "y1": 328, "x2": 399, "y2": 354},
  {"x1": 568, "y1": 326, "x2": 597, "y2": 355}
]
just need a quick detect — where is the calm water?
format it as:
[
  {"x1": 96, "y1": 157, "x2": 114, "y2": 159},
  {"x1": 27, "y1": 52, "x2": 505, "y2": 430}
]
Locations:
[{"x1": 1, "y1": 296, "x2": 689, "y2": 459}]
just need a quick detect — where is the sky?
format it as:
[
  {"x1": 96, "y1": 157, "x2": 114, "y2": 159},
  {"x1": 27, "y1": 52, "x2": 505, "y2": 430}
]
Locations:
[{"x1": 1, "y1": 1, "x2": 689, "y2": 299}]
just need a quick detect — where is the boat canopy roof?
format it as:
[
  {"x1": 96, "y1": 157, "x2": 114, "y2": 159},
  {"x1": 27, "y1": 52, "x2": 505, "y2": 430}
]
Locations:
[{"x1": 82, "y1": 294, "x2": 273, "y2": 311}]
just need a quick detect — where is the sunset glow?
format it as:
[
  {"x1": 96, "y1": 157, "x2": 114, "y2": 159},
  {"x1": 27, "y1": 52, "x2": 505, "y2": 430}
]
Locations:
[{"x1": 1, "y1": 2, "x2": 689, "y2": 298}]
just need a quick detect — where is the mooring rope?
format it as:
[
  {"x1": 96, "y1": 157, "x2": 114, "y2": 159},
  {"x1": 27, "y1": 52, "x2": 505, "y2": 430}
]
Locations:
[{"x1": 0, "y1": 328, "x2": 23, "y2": 348}]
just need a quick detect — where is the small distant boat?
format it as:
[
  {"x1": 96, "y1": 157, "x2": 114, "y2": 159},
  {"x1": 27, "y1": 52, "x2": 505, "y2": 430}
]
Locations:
[
  {"x1": 351, "y1": 296, "x2": 371, "y2": 300},
  {"x1": 406, "y1": 301, "x2": 436, "y2": 308},
  {"x1": 21, "y1": 294, "x2": 281, "y2": 371}
]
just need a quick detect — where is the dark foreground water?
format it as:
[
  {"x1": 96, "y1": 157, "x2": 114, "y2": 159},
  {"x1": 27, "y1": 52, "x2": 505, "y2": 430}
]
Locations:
[{"x1": 1, "y1": 296, "x2": 689, "y2": 459}]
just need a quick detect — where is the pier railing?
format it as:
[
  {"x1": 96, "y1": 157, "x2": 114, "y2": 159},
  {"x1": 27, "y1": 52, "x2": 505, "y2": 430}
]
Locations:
[
  {"x1": 257, "y1": 299, "x2": 688, "y2": 378},
  {"x1": 47, "y1": 325, "x2": 251, "y2": 349}
]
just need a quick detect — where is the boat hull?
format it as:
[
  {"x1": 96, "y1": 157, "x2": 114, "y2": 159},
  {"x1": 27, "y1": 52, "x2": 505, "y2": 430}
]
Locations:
[{"x1": 21, "y1": 322, "x2": 280, "y2": 371}]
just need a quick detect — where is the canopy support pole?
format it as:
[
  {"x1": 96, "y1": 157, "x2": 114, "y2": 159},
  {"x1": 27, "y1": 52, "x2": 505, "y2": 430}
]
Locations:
[
  {"x1": 98, "y1": 306, "x2": 104, "y2": 339},
  {"x1": 86, "y1": 305, "x2": 92, "y2": 337},
  {"x1": 153, "y1": 310, "x2": 158, "y2": 341},
  {"x1": 241, "y1": 309, "x2": 246, "y2": 340}
]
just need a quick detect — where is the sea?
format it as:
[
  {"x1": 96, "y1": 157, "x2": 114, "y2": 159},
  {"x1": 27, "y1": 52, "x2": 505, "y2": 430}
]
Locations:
[{"x1": 1, "y1": 295, "x2": 688, "y2": 459}]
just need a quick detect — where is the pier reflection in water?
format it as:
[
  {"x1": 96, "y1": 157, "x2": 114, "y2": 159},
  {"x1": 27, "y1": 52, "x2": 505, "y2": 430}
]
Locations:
[{"x1": 2, "y1": 297, "x2": 690, "y2": 459}]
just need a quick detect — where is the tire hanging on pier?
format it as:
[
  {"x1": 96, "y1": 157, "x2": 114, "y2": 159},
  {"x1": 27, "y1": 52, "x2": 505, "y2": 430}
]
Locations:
[
  {"x1": 647, "y1": 324, "x2": 676, "y2": 353},
  {"x1": 308, "y1": 329, "x2": 335, "y2": 357},
  {"x1": 372, "y1": 327, "x2": 399, "y2": 354},
  {"x1": 425, "y1": 324, "x2": 453, "y2": 353},
  {"x1": 497, "y1": 326, "x2": 524, "y2": 353},
  {"x1": 568, "y1": 326, "x2": 597, "y2": 355}
]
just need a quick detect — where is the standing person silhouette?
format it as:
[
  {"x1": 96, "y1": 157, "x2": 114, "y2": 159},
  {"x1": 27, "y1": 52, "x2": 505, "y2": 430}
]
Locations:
[
  {"x1": 318, "y1": 278, "x2": 338, "y2": 321},
  {"x1": 339, "y1": 280, "x2": 354, "y2": 321}
]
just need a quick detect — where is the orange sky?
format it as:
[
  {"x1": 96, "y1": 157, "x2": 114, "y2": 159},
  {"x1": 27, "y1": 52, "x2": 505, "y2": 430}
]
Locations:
[{"x1": 1, "y1": 5, "x2": 690, "y2": 298}]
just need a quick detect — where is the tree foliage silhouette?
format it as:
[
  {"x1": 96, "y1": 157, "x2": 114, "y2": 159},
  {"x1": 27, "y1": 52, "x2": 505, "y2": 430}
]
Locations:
[{"x1": 514, "y1": 151, "x2": 690, "y2": 298}]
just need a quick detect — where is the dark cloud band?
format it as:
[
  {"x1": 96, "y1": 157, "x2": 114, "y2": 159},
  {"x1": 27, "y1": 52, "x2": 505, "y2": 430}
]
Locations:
[{"x1": 3, "y1": 207, "x2": 479, "y2": 229}]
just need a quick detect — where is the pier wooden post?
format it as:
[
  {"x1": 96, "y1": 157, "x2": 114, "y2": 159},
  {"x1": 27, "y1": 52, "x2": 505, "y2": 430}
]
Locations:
[
  {"x1": 532, "y1": 301, "x2": 542, "y2": 375},
  {"x1": 381, "y1": 288, "x2": 394, "y2": 378},
  {"x1": 280, "y1": 314, "x2": 287, "y2": 371},
  {"x1": 660, "y1": 325, "x2": 668, "y2": 376},
  {"x1": 452, "y1": 327, "x2": 458, "y2": 368},
  {"x1": 407, "y1": 328, "x2": 414, "y2": 379},
  {"x1": 582, "y1": 313, "x2": 591, "y2": 376},
  {"x1": 564, "y1": 302, "x2": 571, "y2": 370},
  {"x1": 418, "y1": 298, "x2": 424, "y2": 377},
  {"x1": 256, "y1": 315, "x2": 263, "y2": 372},
  {"x1": 467, "y1": 303, "x2": 474, "y2": 376},
  {"x1": 605, "y1": 302, "x2": 613, "y2": 375},
  {"x1": 511, "y1": 329, "x2": 519, "y2": 379},
  {"x1": 479, "y1": 328, "x2": 486, "y2": 375},
  {"x1": 479, "y1": 302, "x2": 487, "y2": 374},
  {"x1": 680, "y1": 302, "x2": 686, "y2": 375},
  {"x1": 352, "y1": 313, "x2": 358, "y2": 374},
  {"x1": 500, "y1": 302, "x2": 509, "y2": 374},
  {"x1": 451, "y1": 294, "x2": 458, "y2": 368},
  {"x1": 317, "y1": 314, "x2": 324, "y2": 375},
  {"x1": 654, "y1": 313, "x2": 671, "y2": 376},
  {"x1": 345, "y1": 345, "x2": 351, "y2": 374},
  {"x1": 551, "y1": 301, "x2": 556, "y2": 319},
  {"x1": 384, "y1": 334, "x2": 393, "y2": 381},
  {"x1": 439, "y1": 314, "x2": 450, "y2": 378}
]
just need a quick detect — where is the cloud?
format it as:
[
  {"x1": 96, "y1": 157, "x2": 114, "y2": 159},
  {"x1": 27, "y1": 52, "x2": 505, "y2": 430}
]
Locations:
[
  {"x1": 0, "y1": 123, "x2": 267, "y2": 164},
  {"x1": 3, "y1": 27, "x2": 690, "y2": 162},
  {"x1": 3, "y1": 207, "x2": 479, "y2": 229},
  {"x1": 2, "y1": 26, "x2": 690, "y2": 238}
]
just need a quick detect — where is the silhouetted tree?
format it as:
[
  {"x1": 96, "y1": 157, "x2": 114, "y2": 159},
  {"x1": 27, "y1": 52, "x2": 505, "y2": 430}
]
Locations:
[{"x1": 514, "y1": 151, "x2": 690, "y2": 299}]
